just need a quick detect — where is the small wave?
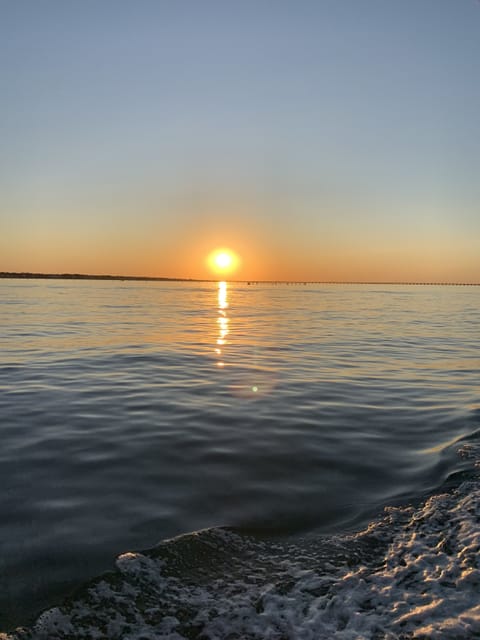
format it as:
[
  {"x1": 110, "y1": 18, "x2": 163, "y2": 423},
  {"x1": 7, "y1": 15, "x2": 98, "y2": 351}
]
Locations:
[{"x1": 5, "y1": 444, "x2": 480, "y2": 640}]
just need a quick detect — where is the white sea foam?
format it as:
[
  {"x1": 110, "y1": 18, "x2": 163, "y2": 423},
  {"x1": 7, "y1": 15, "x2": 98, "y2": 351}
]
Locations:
[{"x1": 4, "y1": 473, "x2": 480, "y2": 640}]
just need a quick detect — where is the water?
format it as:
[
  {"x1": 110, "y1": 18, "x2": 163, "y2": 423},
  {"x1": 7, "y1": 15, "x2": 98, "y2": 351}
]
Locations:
[{"x1": 1, "y1": 279, "x2": 479, "y2": 638}]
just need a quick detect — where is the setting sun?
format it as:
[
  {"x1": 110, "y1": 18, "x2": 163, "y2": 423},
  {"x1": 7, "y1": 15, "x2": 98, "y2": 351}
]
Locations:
[{"x1": 207, "y1": 248, "x2": 240, "y2": 277}]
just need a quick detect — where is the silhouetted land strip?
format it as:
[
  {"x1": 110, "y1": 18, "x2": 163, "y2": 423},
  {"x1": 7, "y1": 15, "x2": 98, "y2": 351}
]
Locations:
[
  {"x1": 1, "y1": 272, "x2": 478, "y2": 286},
  {"x1": 0, "y1": 272, "x2": 205, "y2": 282}
]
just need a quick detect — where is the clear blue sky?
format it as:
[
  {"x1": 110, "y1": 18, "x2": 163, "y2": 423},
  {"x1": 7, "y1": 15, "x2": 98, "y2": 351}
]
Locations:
[{"x1": 1, "y1": 0, "x2": 479, "y2": 281}]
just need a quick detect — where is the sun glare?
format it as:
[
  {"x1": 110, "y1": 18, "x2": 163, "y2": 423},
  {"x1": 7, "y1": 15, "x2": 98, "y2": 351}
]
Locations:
[
  {"x1": 215, "y1": 252, "x2": 232, "y2": 269},
  {"x1": 207, "y1": 248, "x2": 240, "y2": 277}
]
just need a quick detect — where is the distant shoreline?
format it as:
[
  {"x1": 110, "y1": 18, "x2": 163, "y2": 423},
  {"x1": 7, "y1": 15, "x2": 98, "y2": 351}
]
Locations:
[
  {"x1": 0, "y1": 272, "x2": 205, "y2": 283},
  {"x1": 0, "y1": 272, "x2": 478, "y2": 286}
]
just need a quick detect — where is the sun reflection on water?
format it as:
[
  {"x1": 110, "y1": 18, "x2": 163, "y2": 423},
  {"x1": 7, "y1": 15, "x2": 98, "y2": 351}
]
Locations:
[
  {"x1": 213, "y1": 281, "x2": 277, "y2": 397},
  {"x1": 216, "y1": 281, "x2": 229, "y2": 367}
]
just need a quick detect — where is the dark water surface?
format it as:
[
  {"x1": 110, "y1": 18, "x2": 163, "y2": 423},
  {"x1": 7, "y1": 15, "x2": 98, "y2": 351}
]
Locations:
[{"x1": 1, "y1": 280, "x2": 479, "y2": 634}]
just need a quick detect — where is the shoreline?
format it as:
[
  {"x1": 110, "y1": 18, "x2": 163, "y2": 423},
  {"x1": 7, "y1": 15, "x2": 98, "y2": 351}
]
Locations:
[{"x1": 1, "y1": 272, "x2": 479, "y2": 286}]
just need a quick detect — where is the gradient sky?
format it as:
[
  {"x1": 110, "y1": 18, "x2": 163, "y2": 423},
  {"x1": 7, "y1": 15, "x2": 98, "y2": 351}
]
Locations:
[{"x1": 1, "y1": 0, "x2": 479, "y2": 281}]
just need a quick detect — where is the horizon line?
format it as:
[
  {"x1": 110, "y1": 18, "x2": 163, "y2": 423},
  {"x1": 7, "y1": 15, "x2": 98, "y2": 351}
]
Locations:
[{"x1": 1, "y1": 271, "x2": 479, "y2": 286}]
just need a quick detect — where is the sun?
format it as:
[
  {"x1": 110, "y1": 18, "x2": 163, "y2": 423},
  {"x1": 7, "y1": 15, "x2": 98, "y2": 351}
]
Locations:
[
  {"x1": 215, "y1": 252, "x2": 232, "y2": 269},
  {"x1": 207, "y1": 248, "x2": 240, "y2": 277}
]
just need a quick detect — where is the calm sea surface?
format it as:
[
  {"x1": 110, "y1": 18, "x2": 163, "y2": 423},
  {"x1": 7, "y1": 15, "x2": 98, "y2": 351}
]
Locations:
[{"x1": 1, "y1": 280, "x2": 479, "y2": 632}]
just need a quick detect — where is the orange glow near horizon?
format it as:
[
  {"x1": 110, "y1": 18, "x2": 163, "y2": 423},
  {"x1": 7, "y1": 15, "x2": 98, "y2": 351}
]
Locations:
[
  {"x1": 2, "y1": 212, "x2": 479, "y2": 284},
  {"x1": 207, "y1": 248, "x2": 240, "y2": 278}
]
